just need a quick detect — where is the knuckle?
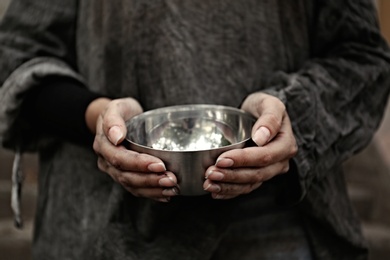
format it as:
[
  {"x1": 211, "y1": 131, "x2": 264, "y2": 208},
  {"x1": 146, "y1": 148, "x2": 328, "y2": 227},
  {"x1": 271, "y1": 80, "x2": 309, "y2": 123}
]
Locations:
[
  {"x1": 117, "y1": 175, "x2": 131, "y2": 187},
  {"x1": 242, "y1": 186, "x2": 253, "y2": 195},
  {"x1": 278, "y1": 100, "x2": 286, "y2": 112},
  {"x1": 106, "y1": 171, "x2": 119, "y2": 183},
  {"x1": 291, "y1": 143, "x2": 298, "y2": 156},
  {"x1": 97, "y1": 160, "x2": 104, "y2": 172},
  {"x1": 221, "y1": 184, "x2": 235, "y2": 194},
  {"x1": 141, "y1": 176, "x2": 155, "y2": 188},
  {"x1": 260, "y1": 152, "x2": 273, "y2": 165},
  {"x1": 248, "y1": 183, "x2": 260, "y2": 193},
  {"x1": 92, "y1": 138, "x2": 101, "y2": 154},
  {"x1": 267, "y1": 112, "x2": 283, "y2": 129},
  {"x1": 130, "y1": 153, "x2": 146, "y2": 172},
  {"x1": 269, "y1": 95, "x2": 286, "y2": 110},
  {"x1": 254, "y1": 173, "x2": 265, "y2": 183},
  {"x1": 104, "y1": 112, "x2": 117, "y2": 124},
  {"x1": 105, "y1": 100, "x2": 118, "y2": 112},
  {"x1": 250, "y1": 169, "x2": 265, "y2": 184},
  {"x1": 281, "y1": 162, "x2": 290, "y2": 173},
  {"x1": 97, "y1": 157, "x2": 107, "y2": 172},
  {"x1": 109, "y1": 151, "x2": 124, "y2": 169},
  {"x1": 126, "y1": 187, "x2": 141, "y2": 197},
  {"x1": 224, "y1": 168, "x2": 239, "y2": 182}
]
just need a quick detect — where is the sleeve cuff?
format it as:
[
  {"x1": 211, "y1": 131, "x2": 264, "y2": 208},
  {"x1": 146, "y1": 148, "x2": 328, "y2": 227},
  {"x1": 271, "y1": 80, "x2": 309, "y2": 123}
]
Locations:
[{"x1": 21, "y1": 76, "x2": 103, "y2": 146}]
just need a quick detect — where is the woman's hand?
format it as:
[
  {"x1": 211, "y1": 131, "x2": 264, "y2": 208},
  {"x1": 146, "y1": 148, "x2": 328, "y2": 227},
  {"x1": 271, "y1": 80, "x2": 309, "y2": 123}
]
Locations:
[
  {"x1": 88, "y1": 97, "x2": 179, "y2": 202},
  {"x1": 203, "y1": 92, "x2": 298, "y2": 199}
]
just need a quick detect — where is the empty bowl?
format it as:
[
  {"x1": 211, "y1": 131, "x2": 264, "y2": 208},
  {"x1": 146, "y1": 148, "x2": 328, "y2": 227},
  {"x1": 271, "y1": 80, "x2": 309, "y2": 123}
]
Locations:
[{"x1": 125, "y1": 104, "x2": 256, "y2": 195}]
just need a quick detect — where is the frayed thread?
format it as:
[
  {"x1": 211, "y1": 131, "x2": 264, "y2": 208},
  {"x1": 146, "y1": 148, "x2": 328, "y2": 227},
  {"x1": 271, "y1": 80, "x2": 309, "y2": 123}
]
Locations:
[{"x1": 11, "y1": 151, "x2": 23, "y2": 229}]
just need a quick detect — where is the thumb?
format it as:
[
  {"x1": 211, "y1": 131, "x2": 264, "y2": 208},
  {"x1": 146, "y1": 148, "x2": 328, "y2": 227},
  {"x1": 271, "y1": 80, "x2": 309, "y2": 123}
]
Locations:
[
  {"x1": 252, "y1": 126, "x2": 271, "y2": 146},
  {"x1": 242, "y1": 93, "x2": 285, "y2": 147},
  {"x1": 103, "y1": 98, "x2": 143, "y2": 146},
  {"x1": 107, "y1": 125, "x2": 126, "y2": 146}
]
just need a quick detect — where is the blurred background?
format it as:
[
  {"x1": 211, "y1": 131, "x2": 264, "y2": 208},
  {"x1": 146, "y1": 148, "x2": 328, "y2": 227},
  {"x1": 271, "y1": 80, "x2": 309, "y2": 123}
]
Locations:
[{"x1": 0, "y1": 0, "x2": 390, "y2": 259}]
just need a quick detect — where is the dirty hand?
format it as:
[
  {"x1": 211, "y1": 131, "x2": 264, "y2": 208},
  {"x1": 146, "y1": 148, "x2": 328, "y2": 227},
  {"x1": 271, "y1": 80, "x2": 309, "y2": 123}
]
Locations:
[
  {"x1": 203, "y1": 92, "x2": 298, "y2": 199},
  {"x1": 89, "y1": 97, "x2": 179, "y2": 202}
]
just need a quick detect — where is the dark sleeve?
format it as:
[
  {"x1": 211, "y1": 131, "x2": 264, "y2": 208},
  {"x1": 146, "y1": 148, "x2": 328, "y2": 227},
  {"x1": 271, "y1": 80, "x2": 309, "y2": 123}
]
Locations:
[
  {"x1": 21, "y1": 77, "x2": 103, "y2": 146},
  {"x1": 263, "y1": 0, "x2": 390, "y2": 199}
]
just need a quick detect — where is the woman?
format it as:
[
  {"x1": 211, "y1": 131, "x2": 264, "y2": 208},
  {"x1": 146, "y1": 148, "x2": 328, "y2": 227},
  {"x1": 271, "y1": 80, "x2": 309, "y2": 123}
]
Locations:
[{"x1": 1, "y1": 0, "x2": 389, "y2": 259}]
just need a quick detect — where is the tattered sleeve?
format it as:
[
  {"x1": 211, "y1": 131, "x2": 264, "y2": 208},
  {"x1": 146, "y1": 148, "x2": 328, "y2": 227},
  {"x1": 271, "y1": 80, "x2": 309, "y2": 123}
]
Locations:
[
  {"x1": 0, "y1": 0, "x2": 81, "y2": 151},
  {"x1": 265, "y1": 0, "x2": 390, "y2": 199}
]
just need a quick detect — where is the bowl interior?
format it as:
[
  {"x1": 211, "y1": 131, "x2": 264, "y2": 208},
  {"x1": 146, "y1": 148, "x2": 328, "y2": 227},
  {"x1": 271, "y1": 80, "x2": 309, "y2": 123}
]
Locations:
[{"x1": 126, "y1": 105, "x2": 255, "y2": 152}]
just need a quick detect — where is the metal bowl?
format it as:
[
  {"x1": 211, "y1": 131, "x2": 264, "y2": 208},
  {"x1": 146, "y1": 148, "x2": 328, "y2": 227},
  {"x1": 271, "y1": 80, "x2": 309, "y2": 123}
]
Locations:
[{"x1": 125, "y1": 104, "x2": 256, "y2": 195}]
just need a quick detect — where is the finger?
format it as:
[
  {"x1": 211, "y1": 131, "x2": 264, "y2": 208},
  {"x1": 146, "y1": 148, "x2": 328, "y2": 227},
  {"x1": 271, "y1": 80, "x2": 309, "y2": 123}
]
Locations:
[
  {"x1": 98, "y1": 156, "x2": 178, "y2": 188},
  {"x1": 212, "y1": 183, "x2": 262, "y2": 200},
  {"x1": 95, "y1": 138, "x2": 166, "y2": 172},
  {"x1": 123, "y1": 186, "x2": 176, "y2": 202},
  {"x1": 154, "y1": 197, "x2": 173, "y2": 203},
  {"x1": 95, "y1": 117, "x2": 161, "y2": 172},
  {"x1": 98, "y1": 158, "x2": 179, "y2": 198},
  {"x1": 215, "y1": 145, "x2": 289, "y2": 169},
  {"x1": 101, "y1": 98, "x2": 143, "y2": 145},
  {"x1": 204, "y1": 161, "x2": 290, "y2": 200},
  {"x1": 122, "y1": 176, "x2": 179, "y2": 199},
  {"x1": 158, "y1": 172, "x2": 179, "y2": 188},
  {"x1": 206, "y1": 160, "x2": 290, "y2": 185},
  {"x1": 241, "y1": 93, "x2": 286, "y2": 146},
  {"x1": 94, "y1": 114, "x2": 124, "y2": 153},
  {"x1": 100, "y1": 108, "x2": 126, "y2": 146},
  {"x1": 97, "y1": 156, "x2": 162, "y2": 184},
  {"x1": 251, "y1": 98, "x2": 285, "y2": 146},
  {"x1": 203, "y1": 179, "x2": 262, "y2": 199},
  {"x1": 215, "y1": 117, "x2": 297, "y2": 168},
  {"x1": 125, "y1": 186, "x2": 179, "y2": 198}
]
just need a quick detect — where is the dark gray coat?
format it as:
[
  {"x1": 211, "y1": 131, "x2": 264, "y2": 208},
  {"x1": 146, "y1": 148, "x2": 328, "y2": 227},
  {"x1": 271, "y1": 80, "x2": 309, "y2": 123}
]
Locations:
[{"x1": 1, "y1": 0, "x2": 390, "y2": 259}]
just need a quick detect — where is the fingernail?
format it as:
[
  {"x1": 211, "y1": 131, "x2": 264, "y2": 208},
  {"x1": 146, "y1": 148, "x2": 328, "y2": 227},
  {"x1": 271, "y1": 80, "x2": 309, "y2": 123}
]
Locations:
[
  {"x1": 204, "y1": 183, "x2": 221, "y2": 193},
  {"x1": 159, "y1": 175, "x2": 177, "y2": 187},
  {"x1": 148, "y1": 162, "x2": 166, "y2": 172},
  {"x1": 172, "y1": 187, "x2": 180, "y2": 195},
  {"x1": 108, "y1": 126, "x2": 124, "y2": 145},
  {"x1": 213, "y1": 194, "x2": 225, "y2": 200},
  {"x1": 157, "y1": 197, "x2": 171, "y2": 203},
  {"x1": 206, "y1": 170, "x2": 224, "y2": 181},
  {"x1": 253, "y1": 126, "x2": 270, "y2": 146},
  {"x1": 215, "y1": 158, "x2": 234, "y2": 167},
  {"x1": 162, "y1": 187, "x2": 180, "y2": 196}
]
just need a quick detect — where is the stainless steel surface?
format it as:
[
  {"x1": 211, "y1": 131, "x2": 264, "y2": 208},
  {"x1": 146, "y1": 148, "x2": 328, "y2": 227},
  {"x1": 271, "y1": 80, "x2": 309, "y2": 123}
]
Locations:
[{"x1": 126, "y1": 104, "x2": 256, "y2": 195}]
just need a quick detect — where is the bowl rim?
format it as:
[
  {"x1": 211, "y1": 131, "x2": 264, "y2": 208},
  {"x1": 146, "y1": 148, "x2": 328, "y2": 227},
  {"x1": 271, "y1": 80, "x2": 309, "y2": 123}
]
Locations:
[{"x1": 125, "y1": 104, "x2": 256, "y2": 153}]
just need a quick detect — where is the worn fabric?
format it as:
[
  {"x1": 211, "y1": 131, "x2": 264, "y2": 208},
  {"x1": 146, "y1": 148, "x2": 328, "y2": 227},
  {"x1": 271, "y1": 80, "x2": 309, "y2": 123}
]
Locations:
[
  {"x1": 210, "y1": 207, "x2": 313, "y2": 260},
  {"x1": 21, "y1": 76, "x2": 100, "y2": 145},
  {"x1": 1, "y1": 0, "x2": 390, "y2": 259}
]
